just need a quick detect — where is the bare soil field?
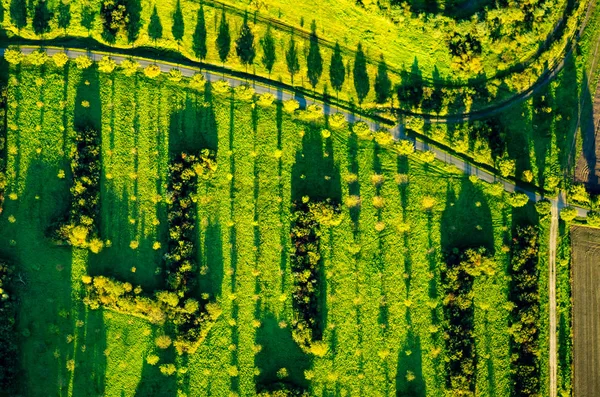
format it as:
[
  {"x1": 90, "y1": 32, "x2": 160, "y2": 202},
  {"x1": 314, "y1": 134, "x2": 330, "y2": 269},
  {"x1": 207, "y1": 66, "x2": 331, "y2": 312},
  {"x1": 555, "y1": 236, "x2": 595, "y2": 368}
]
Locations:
[{"x1": 572, "y1": 226, "x2": 600, "y2": 397}]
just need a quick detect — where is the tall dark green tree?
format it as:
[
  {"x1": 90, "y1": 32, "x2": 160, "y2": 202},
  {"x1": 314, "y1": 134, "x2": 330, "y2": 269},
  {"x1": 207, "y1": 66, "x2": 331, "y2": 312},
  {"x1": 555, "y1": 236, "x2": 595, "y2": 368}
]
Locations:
[
  {"x1": 260, "y1": 24, "x2": 276, "y2": 78},
  {"x1": 192, "y1": 5, "x2": 207, "y2": 60},
  {"x1": 32, "y1": 0, "x2": 52, "y2": 36},
  {"x1": 353, "y1": 43, "x2": 370, "y2": 104},
  {"x1": 306, "y1": 20, "x2": 322, "y2": 90},
  {"x1": 56, "y1": 1, "x2": 71, "y2": 33},
  {"x1": 216, "y1": 8, "x2": 231, "y2": 64},
  {"x1": 235, "y1": 11, "x2": 255, "y2": 71},
  {"x1": 172, "y1": 0, "x2": 184, "y2": 43},
  {"x1": 148, "y1": 5, "x2": 163, "y2": 42},
  {"x1": 10, "y1": 0, "x2": 27, "y2": 30},
  {"x1": 374, "y1": 55, "x2": 391, "y2": 104},
  {"x1": 397, "y1": 58, "x2": 424, "y2": 110},
  {"x1": 329, "y1": 42, "x2": 345, "y2": 97},
  {"x1": 285, "y1": 30, "x2": 300, "y2": 85}
]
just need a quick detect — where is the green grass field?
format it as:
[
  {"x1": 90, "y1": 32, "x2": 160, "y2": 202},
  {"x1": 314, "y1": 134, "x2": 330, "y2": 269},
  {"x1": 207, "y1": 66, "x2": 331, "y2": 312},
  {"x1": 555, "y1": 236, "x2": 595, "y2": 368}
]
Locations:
[{"x1": 0, "y1": 61, "x2": 548, "y2": 396}]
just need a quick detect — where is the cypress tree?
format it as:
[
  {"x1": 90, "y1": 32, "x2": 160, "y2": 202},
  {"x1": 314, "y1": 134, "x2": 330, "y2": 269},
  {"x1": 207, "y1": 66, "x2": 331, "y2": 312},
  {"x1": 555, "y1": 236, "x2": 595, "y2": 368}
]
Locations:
[
  {"x1": 235, "y1": 11, "x2": 255, "y2": 71},
  {"x1": 306, "y1": 20, "x2": 322, "y2": 90},
  {"x1": 80, "y1": 5, "x2": 95, "y2": 34},
  {"x1": 148, "y1": 5, "x2": 163, "y2": 42},
  {"x1": 172, "y1": 0, "x2": 184, "y2": 43},
  {"x1": 329, "y1": 42, "x2": 345, "y2": 96},
  {"x1": 10, "y1": 0, "x2": 27, "y2": 30},
  {"x1": 285, "y1": 30, "x2": 300, "y2": 85},
  {"x1": 32, "y1": 0, "x2": 51, "y2": 36},
  {"x1": 57, "y1": 1, "x2": 71, "y2": 32},
  {"x1": 216, "y1": 8, "x2": 231, "y2": 64},
  {"x1": 353, "y1": 43, "x2": 370, "y2": 104},
  {"x1": 374, "y1": 55, "x2": 391, "y2": 104},
  {"x1": 192, "y1": 5, "x2": 207, "y2": 60},
  {"x1": 260, "y1": 24, "x2": 276, "y2": 78}
]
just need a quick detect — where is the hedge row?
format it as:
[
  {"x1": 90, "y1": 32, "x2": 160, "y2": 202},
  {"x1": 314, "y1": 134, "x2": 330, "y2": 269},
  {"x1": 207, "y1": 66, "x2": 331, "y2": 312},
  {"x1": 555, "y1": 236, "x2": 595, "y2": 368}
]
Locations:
[
  {"x1": 83, "y1": 275, "x2": 221, "y2": 354},
  {"x1": 508, "y1": 225, "x2": 541, "y2": 396},
  {"x1": 441, "y1": 247, "x2": 496, "y2": 395},
  {"x1": 165, "y1": 150, "x2": 216, "y2": 293},
  {"x1": 52, "y1": 126, "x2": 103, "y2": 252},
  {"x1": 289, "y1": 200, "x2": 340, "y2": 350}
]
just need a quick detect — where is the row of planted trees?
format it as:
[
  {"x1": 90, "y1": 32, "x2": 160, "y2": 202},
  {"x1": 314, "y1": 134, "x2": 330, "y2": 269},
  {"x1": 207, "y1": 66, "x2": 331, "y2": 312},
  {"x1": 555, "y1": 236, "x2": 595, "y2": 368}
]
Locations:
[{"x1": 6, "y1": 0, "x2": 406, "y2": 107}]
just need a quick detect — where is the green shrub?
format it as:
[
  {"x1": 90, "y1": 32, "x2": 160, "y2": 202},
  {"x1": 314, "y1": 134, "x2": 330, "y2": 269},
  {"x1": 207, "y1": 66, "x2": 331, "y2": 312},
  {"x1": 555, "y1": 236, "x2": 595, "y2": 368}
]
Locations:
[
  {"x1": 121, "y1": 59, "x2": 139, "y2": 76},
  {"x1": 74, "y1": 55, "x2": 93, "y2": 69},
  {"x1": 507, "y1": 192, "x2": 529, "y2": 208},
  {"x1": 143, "y1": 64, "x2": 162, "y2": 79},
  {"x1": 535, "y1": 200, "x2": 552, "y2": 217},
  {"x1": 168, "y1": 69, "x2": 183, "y2": 82},
  {"x1": 98, "y1": 56, "x2": 116, "y2": 73},
  {"x1": 212, "y1": 80, "x2": 231, "y2": 94},
  {"x1": 52, "y1": 52, "x2": 69, "y2": 68},
  {"x1": 3, "y1": 48, "x2": 23, "y2": 65},
  {"x1": 560, "y1": 206, "x2": 577, "y2": 222},
  {"x1": 257, "y1": 92, "x2": 275, "y2": 107},
  {"x1": 283, "y1": 99, "x2": 299, "y2": 114},
  {"x1": 586, "y1": 211, "x2": 600, "y2": 227},
  {"x1": 27, "y1": 50, "x2": 48, "y2": 66}
]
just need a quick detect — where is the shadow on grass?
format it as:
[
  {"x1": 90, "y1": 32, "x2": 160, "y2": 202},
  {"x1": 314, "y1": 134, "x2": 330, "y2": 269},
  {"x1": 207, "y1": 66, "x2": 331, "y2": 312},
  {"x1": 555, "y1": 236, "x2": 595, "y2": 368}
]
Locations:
[
  {"x1": 395, "y1": 310, "x2": 426, "y2": 397},
  {"x1": 72, "y1": 307, "x2": 107, "y2": 396},
  {"x1": 198, "y1": 217, "x2": 224, "y2": 299},
  {"x1": 347, "y1": 131, "x2": 361, "y2": 230},
  {"x1": 134, "y1": 327, "x2": 177, "y2": 397},
  {"x1": 74, "y1": 66, "x2": 102, "y2": 133},
  {"x1": 168, "y1": 83, "x2": 218, "y2": 156},
  {"x1": 254, "y1": 311, "x2": 311, "y2": 394},
  {"x1": 554, "y1": 54, "x2": 579, "y2": 174},
  {"x1": 576, "y1": 73, "x2": 598, "y2": 189},
  {"x1": 89, "y1": 188, "x2": 163, "y2": 291},
  {"x1": 440, "y1": 178, "x2": 494, "y2": 253},
  {"x1": 291, "y1": 125, "x2": 341, "y2": 204}
]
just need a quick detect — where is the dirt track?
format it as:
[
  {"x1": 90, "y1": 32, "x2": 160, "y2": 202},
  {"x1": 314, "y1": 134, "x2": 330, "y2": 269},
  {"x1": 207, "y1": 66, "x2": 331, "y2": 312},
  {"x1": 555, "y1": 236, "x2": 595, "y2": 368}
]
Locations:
[{"x1": 572, "y1": 226, "x2": 600, "y2": 397}]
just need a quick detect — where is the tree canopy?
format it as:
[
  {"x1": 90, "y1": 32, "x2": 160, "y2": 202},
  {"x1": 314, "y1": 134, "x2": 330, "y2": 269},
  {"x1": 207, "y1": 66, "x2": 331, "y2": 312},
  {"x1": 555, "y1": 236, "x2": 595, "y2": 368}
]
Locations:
[
  {"x1": 306, "y1": 20, "x2": 323, "y2": 90},
  {"x1": 216, "y1": 8, "x2": 231, "y2": 64},
  {"x1": 148, "y1": 5, "x2": 163, "y2": 42},
  {"x1": 57, "y1": 1, "x2": 71, "y2": 31},
  {"x1": 9, "y1": 0, "x2": 27, "y2": 30},
  {"x1": 235, "y1": 12, "x2": 256, "y2": 69},
  {"x1": 353, "y1": 43, "x2": 370, "y2": 104},
  {"x1": 329, "y1": 42, "x2": 345, "y2": 94},
  {"x1": 32, "y1": 0, "x2": 52, "y2": 36},
  {"x1": 172, "y1": 0, "x2": 184, "y2": 42},
  {"x1": 192, "y1": 5, "x2": 207, "y2": 60},
  {"x1": 374, "y1": 55, "x2": 391, "y2": 104},
  {"x1": 285, "y1": 31, "x2": 300, "y2": 84},
  {"x1": 260, "y1": 24, "x2": 276, "y2": 76}
]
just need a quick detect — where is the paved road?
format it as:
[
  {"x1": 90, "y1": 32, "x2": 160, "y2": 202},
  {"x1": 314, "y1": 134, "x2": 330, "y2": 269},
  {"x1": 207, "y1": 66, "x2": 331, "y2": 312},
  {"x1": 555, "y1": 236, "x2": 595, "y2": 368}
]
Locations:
[{"x1": 2, "y1": 46, "x2": 589, "y2": 219}]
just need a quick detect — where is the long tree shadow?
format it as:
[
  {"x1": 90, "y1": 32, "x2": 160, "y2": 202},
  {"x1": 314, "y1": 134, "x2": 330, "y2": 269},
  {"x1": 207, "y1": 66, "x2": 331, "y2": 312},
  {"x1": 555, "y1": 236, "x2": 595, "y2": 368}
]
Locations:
[
  {"x1": 531, "y1": 72, "x2": 553, "y2": 188},
  {"x1": 254, "y1": 311, "x2": 312, "y2": 394},
  {"x1": 8, "y1": 159, "x2": 74, "y2": 396},
  {"x1": 291, "y1": 125, "x2": 342, "y2": 204},
  {"x1": 440, "y1": 178, "x2": 494, "y2": 253},
  {"x1": 168, "y1": 84, "x2": 218, "y2": 156},
  {"x1": 576, "y1": 74, "x2": 598, "y2": 189},
  {"x1": 395, "y1": 310, "x2": 426, "y2": 397},
  {"x1": 74, "y1": 66, "x2": 102, "y2": 133},
  {"x1": 198, "y1": 217, "x2": 224, "y2": 299},
  {"x1": 134, "y1": 327, "x2": 177, "y2": 396},
  {"x1": 554, "y1": 53, "x2": 579, "y2": 174},
  {"x1": 72, "y1": 307, "x2": 107, "y2": 396},
  {"x1": 89, "y1": 187, "x2": 162, "y2": 290}
]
